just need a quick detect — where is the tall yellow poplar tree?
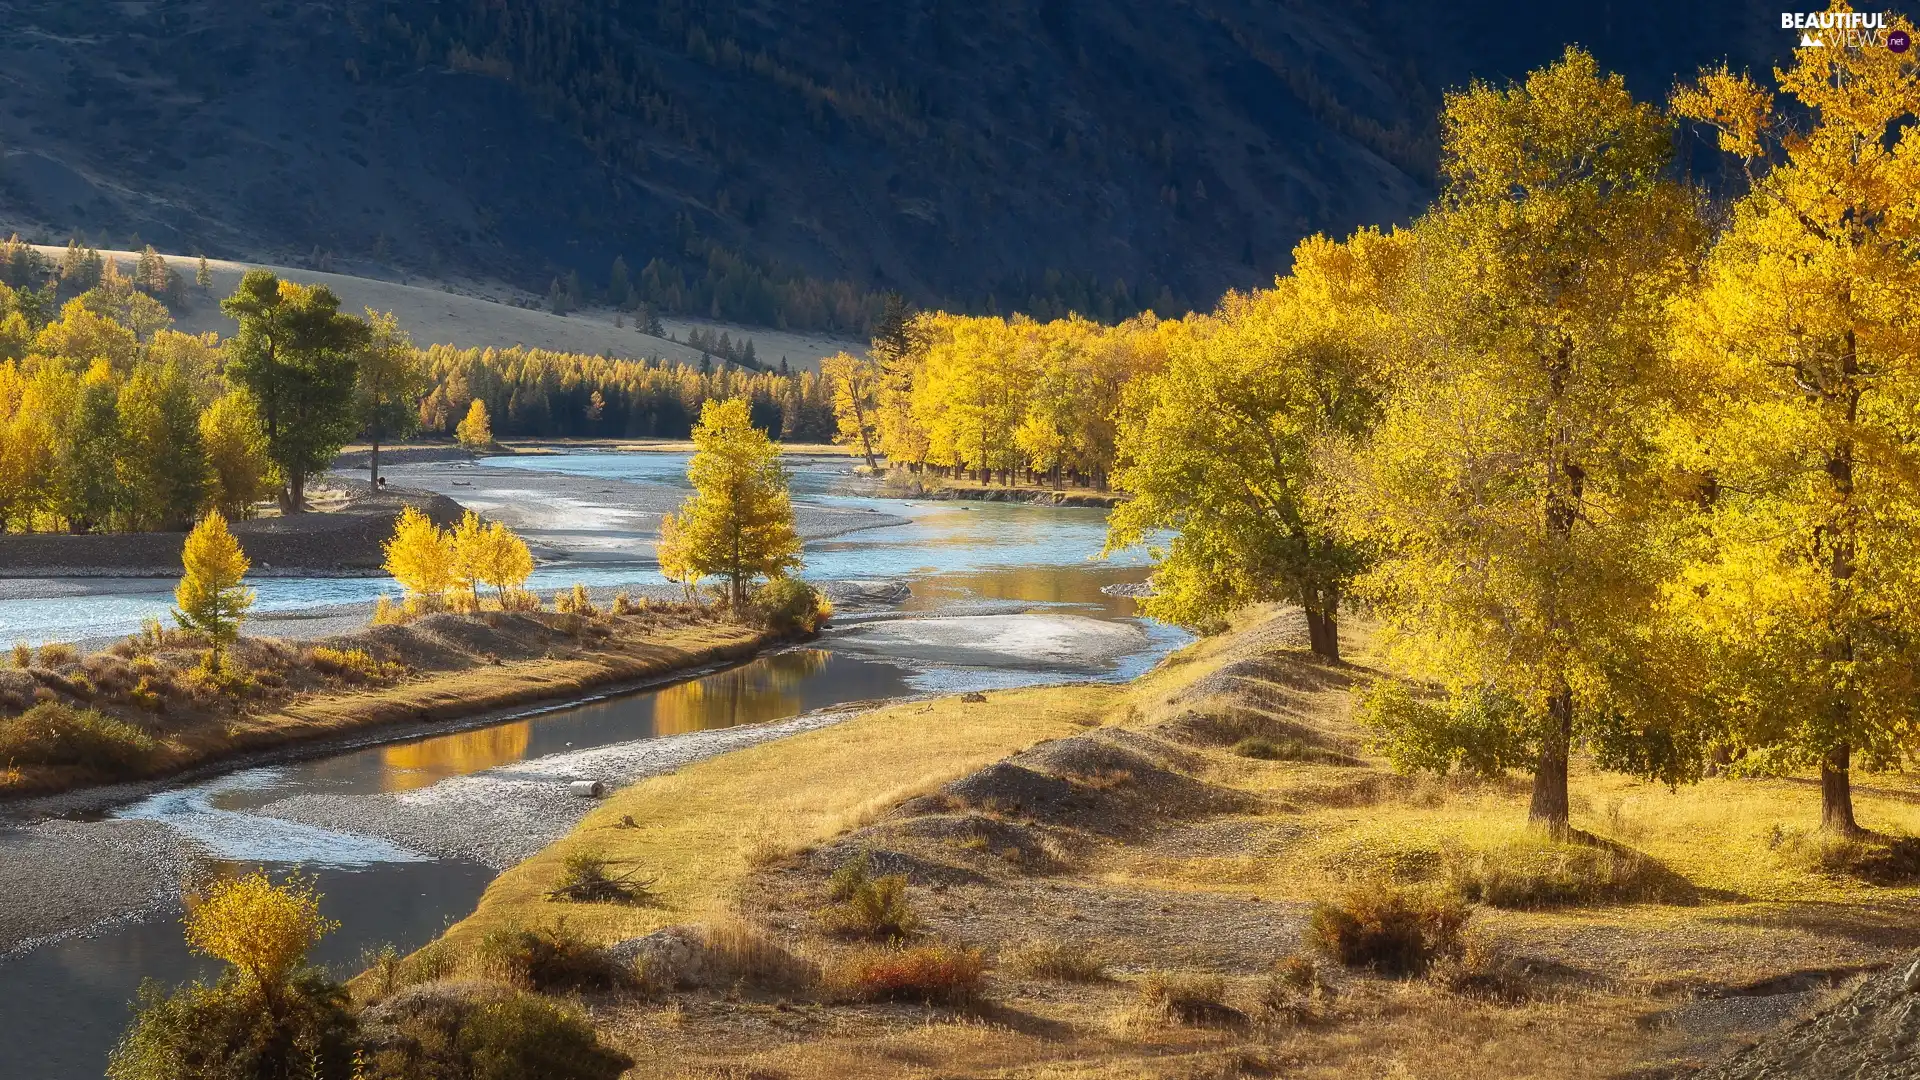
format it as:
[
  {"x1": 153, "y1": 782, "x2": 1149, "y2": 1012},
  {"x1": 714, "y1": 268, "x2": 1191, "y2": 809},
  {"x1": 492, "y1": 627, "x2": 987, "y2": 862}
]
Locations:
[
  {"x1": 1107, "y1": 228, "x2": 1409, "y2": 659},
  {"x1": 454, "y1": 397, "x2": 492, "y2": 457},
  {"x1": 1670, "y1": 14, "x2": 1920, "y2": 834},
  {"x1": 660, "y1": 397, "x2": 802, "y2": 608},
  {"x1": 382, "y1": 505, "x2": 454, "y2": 605},
  {"x1": 174, "y1": 511, "x2": 255, "y2": 672},
  {"x1": 822, "y1": 351, "x2": 882, "y2": 469},
  {"x1": 1348, "y1": 49, "x2": 1706, "y2": 834}
]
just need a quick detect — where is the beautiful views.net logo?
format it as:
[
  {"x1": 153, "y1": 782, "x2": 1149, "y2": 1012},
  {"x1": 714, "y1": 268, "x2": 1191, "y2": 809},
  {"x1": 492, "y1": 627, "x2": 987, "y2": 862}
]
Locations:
[{"x1": 1781, "y1": 10, "x2": 1909, "y2": 51}]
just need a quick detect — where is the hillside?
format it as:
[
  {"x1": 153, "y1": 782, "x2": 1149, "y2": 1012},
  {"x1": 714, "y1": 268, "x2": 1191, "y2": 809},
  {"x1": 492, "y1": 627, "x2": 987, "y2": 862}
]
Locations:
[
  {"x1": 0, "y1": 1, "x2": 1779, "y2": 327},
  {"x1": 31, "y1": 247, "x2": 860, "y2": 372}
]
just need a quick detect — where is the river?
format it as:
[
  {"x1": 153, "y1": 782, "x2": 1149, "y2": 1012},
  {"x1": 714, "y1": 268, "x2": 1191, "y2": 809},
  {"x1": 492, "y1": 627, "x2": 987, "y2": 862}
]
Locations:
[{"x1": 0, "y1": 453, "x2": 1180, "y2": 1079}]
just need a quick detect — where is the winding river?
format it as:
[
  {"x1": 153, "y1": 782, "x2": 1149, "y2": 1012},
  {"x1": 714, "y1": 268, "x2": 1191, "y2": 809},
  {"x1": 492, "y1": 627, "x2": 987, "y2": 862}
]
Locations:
[{"x1": 0, "y1": 454, "x2": 1181, "y2": 1079}]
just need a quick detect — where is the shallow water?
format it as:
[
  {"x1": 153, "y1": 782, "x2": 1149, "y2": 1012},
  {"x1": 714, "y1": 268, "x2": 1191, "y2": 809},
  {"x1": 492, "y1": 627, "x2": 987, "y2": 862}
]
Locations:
[{"x1": 0, "y1": 454, "x2": 1178, "y2": 1078}]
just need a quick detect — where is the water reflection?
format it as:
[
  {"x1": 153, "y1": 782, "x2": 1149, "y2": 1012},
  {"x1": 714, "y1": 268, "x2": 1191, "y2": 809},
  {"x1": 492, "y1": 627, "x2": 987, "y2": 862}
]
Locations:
[
  {"x1": 653, "y1": 648, "x2": 832, "y2": 735},
  {"x1": 382, "y1": 723, "x2": 533, "y2": 793}
]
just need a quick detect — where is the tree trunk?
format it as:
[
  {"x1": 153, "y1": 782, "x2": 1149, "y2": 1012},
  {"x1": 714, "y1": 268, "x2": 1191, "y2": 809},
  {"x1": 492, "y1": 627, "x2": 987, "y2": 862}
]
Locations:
[
  {"x1": 1529, "y1": 686, "x2": 1574, "y2": 837},
  {"x1": 1303, "y1": 600, "x2": 1340, "y2": 662},
  {"x1": 369, "y1": 410, "x2": 382, "y2": 488},
  {"x1": 285, "y1": 469, "x2": 305, "y2": 514},
  {"x1": 1821, "y1": 743, "x2": 1862, "y2": 835}
]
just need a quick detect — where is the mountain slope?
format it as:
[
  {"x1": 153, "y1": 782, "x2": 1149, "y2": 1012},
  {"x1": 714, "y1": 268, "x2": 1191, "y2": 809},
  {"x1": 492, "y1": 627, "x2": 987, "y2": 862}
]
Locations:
[{"x1": 0, "y1": 1, "x2": 1783, "y2": 326}]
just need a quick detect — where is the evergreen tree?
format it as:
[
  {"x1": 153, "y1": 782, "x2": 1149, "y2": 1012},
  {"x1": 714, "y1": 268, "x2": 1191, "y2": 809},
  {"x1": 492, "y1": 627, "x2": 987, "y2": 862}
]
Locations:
[
  {"x1": 658, "y1": 397, "x2": 802, "y2": 608},
  {"x1": 118, "y1": 356, "x2": 208, "y2": 531},
  {"x1": 220, "y1": 271, "x2": 370, "y2": 512},
  {"x1": 608, "y1": 256, "x2": 632, "y2": 308},
  {"x1": 173, "y1": 510, "x2": 254, "y2": 672},
  {"x1": 194, "y1": 255, "x2": 213, "y2": 293}
]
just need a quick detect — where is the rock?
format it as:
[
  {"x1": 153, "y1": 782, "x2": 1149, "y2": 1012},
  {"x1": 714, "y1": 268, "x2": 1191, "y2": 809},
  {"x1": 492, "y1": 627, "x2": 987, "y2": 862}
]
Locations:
[
  {"x1": 961, "y1": 691, "x2": 988, "y2": 703},
  {"x1": 607, "y1": 926, "x2": 711, "y2": 988}
]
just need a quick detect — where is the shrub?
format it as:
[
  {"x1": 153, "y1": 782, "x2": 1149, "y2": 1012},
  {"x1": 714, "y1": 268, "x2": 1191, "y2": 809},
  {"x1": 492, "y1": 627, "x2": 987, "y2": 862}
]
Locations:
[
  {"x1": 1234, "y1": 735, "x2": 1309, "y2": 760},
  {"x1": 1002, "y1": 939, "x2": 1108, "y2": 982},
  {"x1": 610, "y1": 590, "x2": 646, "y2": 616},
  {"x1": 361, "y1": 985, "x2": 631, "y2": 1080},
  {"x1": 371, "y1": 595, "x2": 406, "y2": 626},
  {"x1": 10, "y1": 641, "x2": 31, "y2": 668},
  {"x1": 546, "y1": 851, "x2": 654, "y2": 905},
  {"x1": 701, "y1": 917, "x2": 821, "y2": 990},
  {"x1": 310, "y1": 646, "x2": 403, "y2": 683},
  {"x1": 828, "y1": 944, "x2": 986, "y2": 1003},
  {"x1": 819, "y1": 853, "x2": 917, "y2": 940},
  {"x1": 1770, "y1": 826, "x2": 1920, "y2": 884},
  {"x1": 754, "y1": 576, "x2": 832, "y2": 634},
  {"x1": 0, "y1": 702, "x2": 157, "y2": 774},
  {"x1": 1137, "y1": 971, "x2": 1243, "y2": 1027},
  {"x1": 1440, "y1": 835, "x2": 1694, "y2": 907},
  {"x1": 1307, "y1": 883, "x2": 1469, "y2": 976},
  {"x1": 477, "y1": 925, "x2": 630, "y2": 993},
  {"x1": 499, "y1": 587, "x2": 541, "y2": 612},
  {"x1": 554, "y1": 584, "x2": 598, "y2": 616},
  {"x1": 108, "y1": 971, "x2": 358, "y2": 1080},
  {"x1": 1358, "y1": 680, "x2": 1533, "y2": 779},
  {"x1": 36, "y1": 641, "x2": 79, "y2": 667}
]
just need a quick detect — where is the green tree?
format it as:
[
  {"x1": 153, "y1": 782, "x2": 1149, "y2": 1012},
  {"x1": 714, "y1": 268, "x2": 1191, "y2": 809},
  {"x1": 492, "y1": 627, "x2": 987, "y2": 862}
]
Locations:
[
  {"x1": 354, "y1": 309, "x2": 429, "y2": 487},
  {"x1": 173, "y1": 510, "x2": 254, "y2": 672},
  {"x1": 1669, "y1": 30, "x2": 1920, "y2": 833},
  {"x1": 58, "y1": 360, "x2": 125, "y2": 532},
  {"x1": 221, "y1": 270, "x2": 370, "y2": 512},
  {"x1": 1345, "y1": 49, "x2": 1706, "y2": 835},
  {"x1": 659, "y1": 397, "x2": 802, "y2": 608},
  {"x1": 194, "y1": 255, "x2": 213, "y2": 293}
]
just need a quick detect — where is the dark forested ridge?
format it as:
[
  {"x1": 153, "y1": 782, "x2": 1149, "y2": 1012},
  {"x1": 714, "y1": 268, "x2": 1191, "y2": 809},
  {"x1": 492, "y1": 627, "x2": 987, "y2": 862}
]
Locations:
[{"x1": 0, "y1": 1, "x2": 1779, "y2": 330}]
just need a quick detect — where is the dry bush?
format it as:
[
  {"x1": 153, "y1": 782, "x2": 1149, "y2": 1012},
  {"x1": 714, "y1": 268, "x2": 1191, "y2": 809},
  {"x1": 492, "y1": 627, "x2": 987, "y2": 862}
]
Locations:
[
  {"x1": 499, "y1": 588, "x2": 542, "y2": 612},
  {"x1": 476, "y1": 925, "x2": 632, "y2": 993},
  {"x1": 554, "y1": 584, "x2": 599, "y2": 616},
  {"x1": 310, "y1": 646, "x2": 404, "y2": 683},
  {"x1": 610, "y1": 590, "x2": 646, "y2": 616},
  {"x1": 371, "y1": 595, "x2": 407, "y2": 626},
  {"x1": 0, "y1": 702, "x2": 157, "y2": 774},
  {"x1": 1001, "y1": 939, "x2": 1108, "y2": 982},
  {"x1": 1260, "y1": 954, "x2": 1327, "y2": 1024},
  {"x1": 1426, "y1": 926, "x2": 1538, "y2": 1002},
  {"x1": 1308, "y1": 882, "x2": 1468, "y2": 976},
  {"x1": 1134, "y1": 971, "x2": 1244, "y2": 1027},
  {"x1": 826, "y1": 944, "x2": 986, "y2": 1003},
  {"x1": 1440, "y1": 835, "x2": 1695, "y2": 907},
  {"x1": 546, "y1": 850, "x2": 655, "y2": 905},
  {"x1": 36, "y1": 642, "x2": 79, "y2": 668},
  {"x1": 10, "y1": 642, "x2": 32, "y2": 669},
  {"x1": 701, "y1": 916, "x2": 821, "y2": 990}
]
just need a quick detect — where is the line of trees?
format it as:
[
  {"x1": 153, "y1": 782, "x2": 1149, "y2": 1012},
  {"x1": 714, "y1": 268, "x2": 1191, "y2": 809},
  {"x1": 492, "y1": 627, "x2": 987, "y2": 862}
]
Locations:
[
  {"x1": 415, "y1": 345, "x2": 837, "y2": 442},
  {"x1": 824, "y1": 300, "x2": 1175, "y2": 489},
  {"x1": 0, "y1": 262, "x2": 430, "y2": 531},
  {"x1": 1100, "y1": 39, "x2": 1920, "y2": 840}
]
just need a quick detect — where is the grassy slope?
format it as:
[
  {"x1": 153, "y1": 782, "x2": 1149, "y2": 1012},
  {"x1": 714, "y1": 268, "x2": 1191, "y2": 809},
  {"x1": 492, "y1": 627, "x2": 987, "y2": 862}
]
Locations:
[
  {"x1": 30, "y1": 247, "x2": 862, "y2": 373},
  {"x1": 398, "y1": 607, "x2": 1920, "y2": 1078}
]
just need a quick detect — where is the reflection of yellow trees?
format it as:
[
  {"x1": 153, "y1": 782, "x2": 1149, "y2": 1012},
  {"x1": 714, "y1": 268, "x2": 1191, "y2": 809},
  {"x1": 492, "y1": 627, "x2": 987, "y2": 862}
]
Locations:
[
  {"x1": 651, "y1": 650, "x2": 832, "y2": 735},
  {"x1": 382, "y1": 722, "x2": 531, "y2": 792}
]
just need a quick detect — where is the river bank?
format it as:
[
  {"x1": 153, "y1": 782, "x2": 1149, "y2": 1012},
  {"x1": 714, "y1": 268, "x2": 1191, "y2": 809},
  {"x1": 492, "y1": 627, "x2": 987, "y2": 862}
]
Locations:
[
  {"x1": 383, "y1": 605, "x2": 1920, "y2": 1080},
  {"x1": 0, "y1": 604, "x2": 784, "y2": 801}
]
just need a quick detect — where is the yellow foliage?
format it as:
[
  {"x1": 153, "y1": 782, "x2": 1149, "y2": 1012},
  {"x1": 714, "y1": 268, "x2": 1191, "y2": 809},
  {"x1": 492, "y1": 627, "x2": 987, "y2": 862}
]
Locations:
[
  {"x1": 172, "y1": 511, "x2": 254, "y2": 670},
  {"x1": 383, "y1": 505, "x2": 454, "y2": 599},
  {"x1": 454, "y1": 397, "x2": 492, "y2": 453},
  {"x1": 662, "y1": 397, "x2": 802, "y2": 608},
  {"x1": 184, "y1": 871, "x2": 336, "y2": 988}
]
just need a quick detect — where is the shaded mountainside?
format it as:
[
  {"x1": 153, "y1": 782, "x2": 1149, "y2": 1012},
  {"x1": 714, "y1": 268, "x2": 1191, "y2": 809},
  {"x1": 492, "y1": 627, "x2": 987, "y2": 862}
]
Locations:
[{"x1": 0, "y1": 1, "x2": 1780, "y2": 327}]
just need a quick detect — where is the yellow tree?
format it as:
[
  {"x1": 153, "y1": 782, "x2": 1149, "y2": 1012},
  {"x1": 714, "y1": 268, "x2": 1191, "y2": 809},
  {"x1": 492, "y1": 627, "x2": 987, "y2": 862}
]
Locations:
[
  {"x1": 382, "y1": 505, "x2": 454, "y2": 605},
  {"x1": 1108, "y1": 228, "x2": 1407, "y2": 659},
  {"x1": 183, "y1": 871, "x2": 336, "y2": 994},
  {"x1": 1347, "y1": 49, "x2": 1706, "y2": 834},
  {"x1": 656, "y1": 510, "x2": 699, "y2": 600},
  {"x1": 663, "y1": 397, "x2": 802, "y2": 608},
  {"x1": 1670, "y1": 18, "x2": 1920, "y2": 834},
  {"x1": 449, "y1": 509, "x2": 534, "y2": 603},
  {"x1": 822, "y1": 351, "x2": 882, "y2": 469},
  {"x1": 454, "y1": 397, "x2": 492, "y2": 457},
  {"x1": 174, "y1": 511, "x2": 255, "y2": 672},
  {"x1": 199, "y1": 390, "x2": 275, "y2": 519}
]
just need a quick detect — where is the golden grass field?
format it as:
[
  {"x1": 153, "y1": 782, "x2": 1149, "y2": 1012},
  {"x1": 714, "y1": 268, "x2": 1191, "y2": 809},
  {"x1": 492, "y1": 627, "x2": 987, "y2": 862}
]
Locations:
[{"x1": 386, "y1": 607, "x2": 1920, "y2": 1079}]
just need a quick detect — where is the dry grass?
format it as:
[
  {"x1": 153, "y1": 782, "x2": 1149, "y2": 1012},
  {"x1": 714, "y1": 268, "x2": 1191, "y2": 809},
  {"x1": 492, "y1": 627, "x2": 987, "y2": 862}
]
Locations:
[
  {"x1": 391, "y1": 605, "x2": 1920, "y2": 1080},
  {"x1": 824, "y1": 944, "x2": 987, "y2": 1003}
]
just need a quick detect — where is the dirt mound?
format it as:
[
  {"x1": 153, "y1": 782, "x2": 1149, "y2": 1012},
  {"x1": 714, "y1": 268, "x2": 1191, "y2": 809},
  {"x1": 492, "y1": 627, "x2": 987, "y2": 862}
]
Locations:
[
  {"x1": 1171, "y1": 655, "x2": 1355, "y2": 711},
  {"x1": 1013, "y1": 733, "x2": 1256, "y2": 819},
  {"x1": 414, "y1": 613, "x2": 555, "y2": 659},
  {"x1": 806, "y1": 841, "x2": 992, "y2": 888},
  {"x1": 936, "y1": 762, "x2": 1085, "y2": 822},
  {"x1": 1692, "y1": 956, "x2": 1920, "y2": 1079},
  {"x1": 888, "y1": 812, "x2": 1078, "y2": 873}
]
